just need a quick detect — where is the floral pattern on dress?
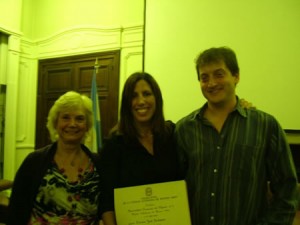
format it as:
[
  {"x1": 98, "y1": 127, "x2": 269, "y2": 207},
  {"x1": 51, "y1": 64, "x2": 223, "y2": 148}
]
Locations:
[{"x1": 28, "y1": 160, "x2": 100, "y2": 225}]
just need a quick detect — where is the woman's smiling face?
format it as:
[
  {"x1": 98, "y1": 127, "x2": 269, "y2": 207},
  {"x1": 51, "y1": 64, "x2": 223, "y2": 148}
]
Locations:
[
  {"x1": 131, "y1": 79, "x2": 156, "y2": 125},
  {"x1": 55, "y1": 107, "x2": 88, "y2": 144}
]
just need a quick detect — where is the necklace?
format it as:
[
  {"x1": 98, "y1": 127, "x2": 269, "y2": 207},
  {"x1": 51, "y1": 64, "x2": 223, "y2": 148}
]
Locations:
[
  {"x1": 59, "y1": 166, "x2": 85, "y2": 183},
  {"x1": 54, "y1": 149, "x2": 86, "y2": 182},
  {"x1": 56, "y1": 148, "x2": 84, "y2": 167}
]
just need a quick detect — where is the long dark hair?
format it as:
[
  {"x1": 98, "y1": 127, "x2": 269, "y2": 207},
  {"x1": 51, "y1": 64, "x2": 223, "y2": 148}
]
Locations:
[{"x1": 115, "y1": 72, "x2": 171, "y2": 140}]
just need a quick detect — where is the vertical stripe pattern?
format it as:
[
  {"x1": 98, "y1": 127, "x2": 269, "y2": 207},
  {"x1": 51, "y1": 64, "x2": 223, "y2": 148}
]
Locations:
[{"x1": 175, "y1": 99, "x2": 299, "y2": 225}]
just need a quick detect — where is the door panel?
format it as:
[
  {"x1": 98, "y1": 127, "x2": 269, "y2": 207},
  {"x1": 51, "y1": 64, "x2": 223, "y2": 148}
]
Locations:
[
  {"x1": 47, "y1": 67, "x2": 73, "y2": 91},
  {"x1": 35, "y1": 51, "x2": 120, "y2": 150}
]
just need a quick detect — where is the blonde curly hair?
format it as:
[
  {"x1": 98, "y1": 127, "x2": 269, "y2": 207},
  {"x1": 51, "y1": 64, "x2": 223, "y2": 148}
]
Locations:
[{"x1": 46, "y1": 91, "x2": 93, "y2": 142}]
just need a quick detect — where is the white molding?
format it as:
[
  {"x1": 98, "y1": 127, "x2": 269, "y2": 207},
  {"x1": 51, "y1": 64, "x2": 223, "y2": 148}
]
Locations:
[
  {"x1": 34, "y1": 26, "x2": 141, "y2": 59},
  {"x1": 121, "y1": 26, "x2": 144, "y2": 48},
  {"x1": 16, "y1": 60, "x2": 30, "y2": 143},
  {"x1": 33, "y1": 25, "x2": 124, "y2": 43},
  {"x1": 3, "y1": 37, "x2": 20, "y2": 179},
  {"x1": 123, "y1": 51, "x2": 143, "y2": 76},
  {"x1": 0, "y1": 25, "x2": 22, "y2": 37},
  {"x1": 20, "y1": 25, "x2": 144, "y2": 59},
  {"x1": 37, "y1": 29, "x2": 121, "y2": 59},
  {"x1": 124, "y1": 51, "x2": 143, "y2": 60},
  {"x1": 8, "y1": 35, "x2": 21, "y2": 53},
  {"x1": 15, "y1": 144, "x2": 35, "y2": 149},
  {"x1": 20, "y1": 39, "x2": 37, "y2": 59}
]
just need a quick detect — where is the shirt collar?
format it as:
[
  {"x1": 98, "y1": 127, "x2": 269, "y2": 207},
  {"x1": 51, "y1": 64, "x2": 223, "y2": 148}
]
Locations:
[{"x1": 193, "y1": 96, "x2": 247, "y2": 120}]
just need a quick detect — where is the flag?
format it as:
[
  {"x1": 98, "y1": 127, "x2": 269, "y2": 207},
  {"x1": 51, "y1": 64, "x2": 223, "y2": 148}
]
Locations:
[{"x1": 90, "y1": 68, "x2": 103, "y2": 152}]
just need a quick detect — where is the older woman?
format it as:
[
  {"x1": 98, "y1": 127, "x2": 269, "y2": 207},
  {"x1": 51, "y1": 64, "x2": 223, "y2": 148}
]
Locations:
[{"x1": 8, "y1": 91, "x2": 101, "y2": 225}]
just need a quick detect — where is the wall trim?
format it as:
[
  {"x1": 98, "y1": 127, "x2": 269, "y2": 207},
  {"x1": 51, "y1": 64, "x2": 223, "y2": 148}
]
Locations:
[
  {"x1": 0, "y1": 26, "x2": 22, "y2": 37},
  {"x1": 20, "y1": 25, "x2": 143, "y2": 59}
]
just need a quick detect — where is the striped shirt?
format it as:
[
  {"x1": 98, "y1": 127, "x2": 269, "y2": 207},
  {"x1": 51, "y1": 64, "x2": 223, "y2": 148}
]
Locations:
[{"x1": 175, "y1": 99, "x2": 299, "y2": 225}]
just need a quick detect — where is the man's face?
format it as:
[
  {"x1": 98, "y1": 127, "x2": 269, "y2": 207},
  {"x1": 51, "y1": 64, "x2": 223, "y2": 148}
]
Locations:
[{"x1": 198, "y1": 60, "x2": 239, "y2": 106}]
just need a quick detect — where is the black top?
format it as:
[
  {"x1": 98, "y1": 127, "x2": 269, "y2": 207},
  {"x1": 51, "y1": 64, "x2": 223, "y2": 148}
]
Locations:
[{"x1": 99, "y1": 121, "x2": 179, "y2": 215}]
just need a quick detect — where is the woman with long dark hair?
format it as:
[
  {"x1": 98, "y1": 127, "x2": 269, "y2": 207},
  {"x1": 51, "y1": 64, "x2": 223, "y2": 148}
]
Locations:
[{"x1": 99, "y1": 72, "x2": 179, "y2": 225}]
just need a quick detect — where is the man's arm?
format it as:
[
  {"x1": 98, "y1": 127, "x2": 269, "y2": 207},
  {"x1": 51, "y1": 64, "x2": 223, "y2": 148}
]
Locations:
[{"x1": 259, "y1": 121, "x2": 299, "y2": 224}]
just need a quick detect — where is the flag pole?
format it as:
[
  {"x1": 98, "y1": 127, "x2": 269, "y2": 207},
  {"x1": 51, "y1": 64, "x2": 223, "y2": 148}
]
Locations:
[
  {"x1": 91, "y1": 57, "x2": 103, "y2": 152},
  {"x1": 95, "y1": 58, "x2": 99, "y2": 74}
]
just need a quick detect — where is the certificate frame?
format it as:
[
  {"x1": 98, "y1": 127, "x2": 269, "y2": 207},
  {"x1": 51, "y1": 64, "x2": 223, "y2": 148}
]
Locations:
[{"x1": 114, "y1": 180, "x2": 191, "y2": 225}]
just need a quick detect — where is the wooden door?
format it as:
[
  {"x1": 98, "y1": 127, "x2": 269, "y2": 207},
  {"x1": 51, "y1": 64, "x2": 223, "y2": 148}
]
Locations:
[{"x1": 35, "y1": 51, "x2": 120, "y2": 150}]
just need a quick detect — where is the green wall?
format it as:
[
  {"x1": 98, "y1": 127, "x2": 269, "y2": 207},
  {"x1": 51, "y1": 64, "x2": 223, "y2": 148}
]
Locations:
[{"x1": 145, "y1": 0, "x2": 300, "y2": 129}]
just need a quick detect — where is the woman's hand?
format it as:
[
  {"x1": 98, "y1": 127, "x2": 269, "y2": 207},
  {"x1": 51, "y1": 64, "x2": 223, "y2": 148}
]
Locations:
[
  {"x1": 101, "y1": 211, "x2": 117, "y2": 225},
  {"x1": 240, "y1": 98, "x2": 256, "y2": 109}
]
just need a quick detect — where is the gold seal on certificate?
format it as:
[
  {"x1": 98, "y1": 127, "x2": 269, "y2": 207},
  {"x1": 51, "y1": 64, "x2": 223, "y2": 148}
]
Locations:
[{"x1": 114, "y1": 180, "x2": 191, "y2": 225}]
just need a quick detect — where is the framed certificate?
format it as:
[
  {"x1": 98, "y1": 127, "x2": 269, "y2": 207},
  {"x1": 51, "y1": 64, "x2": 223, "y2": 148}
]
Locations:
[{"x1": 114, "y1": 180, "x2": 191, "y2": 225}]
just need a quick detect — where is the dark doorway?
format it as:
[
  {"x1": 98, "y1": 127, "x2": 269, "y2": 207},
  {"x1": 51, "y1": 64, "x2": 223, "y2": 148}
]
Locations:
[{"x1": 35, "y1": 51, "x2": 120, "y2": 150}]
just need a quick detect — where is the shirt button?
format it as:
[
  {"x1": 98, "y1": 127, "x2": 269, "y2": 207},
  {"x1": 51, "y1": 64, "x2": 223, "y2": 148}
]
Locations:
[
  {"x1": 217, "y1": 146, "x2": 221, "y2": 150},
  {"x1": 210, "y1": 216, "x2": 215, "y2": 220},
  {"x1": 211, "y1": 193, "x2": 215, "y2": 197},
  {"x1": 213, "y1": 169, "x2": 218, "y2": 173}
]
